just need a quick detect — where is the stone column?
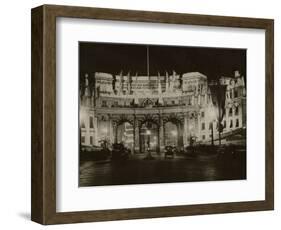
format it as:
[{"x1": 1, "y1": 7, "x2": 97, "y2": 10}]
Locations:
[
  {"x1": 157, "y1": 126, "x2": 161, "y2": 154},
  {"x1": 183, "y1": 113, "x2": 189, "y2": 147},
  {"x1": 113, "y1": 122, "x2": 118, "y2": 144},
  {"x1": 195, "y1": 113, "x2": 200, "y2": 142},
  {"x1": 132, "y1": 116, "x2": 136, "y2": 155},
  {"x1": 176, "y1": 124, "x2": 180, "y2": 146},
  {"x1": 225, "y1": 106, "x2": 229, "y2": 134},
  {"x1": 159, "y1": 122, "x2": 165, "y2": 152},
  {"x1": 163, "y1": 121, "x2": 166, "y2": 148},
  {"x1": 94, "y1": 116, "x2": 99, "y2": 145},
  {"x1": 108, "y1": 118, "x2": 114, "y2": 145},
  {"x1": 158, "y1": 115, "x2": 165, "y2": 152},
  {"x1": 138, "y1": 123, "x2": 142, "y2": 153},
  {"x1": 177, "y1": 123, "x2": 184, "y2": 148},
  {"x1": 135, "y1": 124, "x2": 140, "y2": 152}
]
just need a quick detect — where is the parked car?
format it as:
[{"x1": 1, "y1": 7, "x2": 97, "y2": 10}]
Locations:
[
  {"x1": 164, "y1": 146, "x2": 176, "y2": 159},
  {"x1": 111, "y1": 143, "x2": 131, "y2": 160},
  {"x1": 80, "y1": 145, "x2": 111, "y2": 161}
]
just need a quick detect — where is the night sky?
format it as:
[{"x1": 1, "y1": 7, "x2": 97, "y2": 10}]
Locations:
[{"x1": 79, "y1": 42, "x2": 246, "y2": 82}]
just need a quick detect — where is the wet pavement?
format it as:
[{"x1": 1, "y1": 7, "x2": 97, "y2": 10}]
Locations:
[{"x1": 79, "y1": 151, "x2": 246, "y2": 187}]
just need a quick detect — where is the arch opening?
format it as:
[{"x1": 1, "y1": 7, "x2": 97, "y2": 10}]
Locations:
[
  {"x1": 139, "y1": 120, "x2": 159, "y2": 153},
  {"x1": 116, "y1": 121, "x2": 134, "y2": 151}
]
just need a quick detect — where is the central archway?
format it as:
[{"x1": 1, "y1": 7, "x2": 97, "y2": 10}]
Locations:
[{"x1": 139, "y1": 120, "x2": 159, "y2": 153}]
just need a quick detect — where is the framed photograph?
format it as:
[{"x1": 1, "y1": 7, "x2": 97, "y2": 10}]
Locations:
[{"x1": 31, "y1": 4, "x2": 274, "y2": 224}]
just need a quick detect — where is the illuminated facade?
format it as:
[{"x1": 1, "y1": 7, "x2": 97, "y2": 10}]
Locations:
[{"x1": 80, "y1": 70, "x2": 246, "y2": 153}]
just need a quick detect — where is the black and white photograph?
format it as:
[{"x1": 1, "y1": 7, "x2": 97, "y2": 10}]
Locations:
[{"x1": 78, "y1": 42, "x2": 247, "y2": 187}]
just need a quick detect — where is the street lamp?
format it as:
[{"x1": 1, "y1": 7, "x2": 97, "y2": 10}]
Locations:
[
  {"x1": 100, "y1": 126, "x2": 108, "y2": 148},
  {"x1": 208, "y1": 106, "x2": 217, "y2": 147},
  {"x1": 188, "y1": 124, "x2": 194, "y2": 146},
  {"x1": 146, "y1": 129, "x2": 151, "y2": 150},
  {"x1": 144, "y1": 129, "x2": 154, "y2": 159},
  {"x1": 171, "y1": 130, "x2": 177, "y2": 146}
]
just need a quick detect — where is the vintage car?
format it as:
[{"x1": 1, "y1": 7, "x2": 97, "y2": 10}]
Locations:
[
  {"x1": 111, "y1": 143, "x2": 131, "y2": 160},
  {"x1": 80, "y1": 145, "x2": 111, "y2": 161},
  {"x1": 164, "y1": 146, "x2": 177, "y2": 159}
]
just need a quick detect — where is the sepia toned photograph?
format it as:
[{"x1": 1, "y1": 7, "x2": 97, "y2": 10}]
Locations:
[{"x1": 78, "y1": 42, "x2": 246, "y2": 187}]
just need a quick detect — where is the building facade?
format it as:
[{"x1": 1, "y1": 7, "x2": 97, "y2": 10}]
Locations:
[{"x1": 80, "y1": 70, "x2": 246, "y2": 153}]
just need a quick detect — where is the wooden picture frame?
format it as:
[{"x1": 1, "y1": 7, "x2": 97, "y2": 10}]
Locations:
[{"x1": 31, "y1": 4, "x2": 274, "y2": 225}]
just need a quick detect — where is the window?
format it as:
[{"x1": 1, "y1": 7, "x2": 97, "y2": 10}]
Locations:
[
  {"x1": 81, "y1": 121, "x2": 85, "y2": 128},
  {"x1": 89, "y1": 116, "x2": 94, "y2": 128},
  {"x1": 223, "y1": 120, "x2": 226, "y2": 128},
  {"x1": 235, "y1": 106, "x2": 239, "y2": 115},
  {"x1": 229, "y1": 108, "x2": 233, "y2": 117},
  {"x1": 209, "y1": 122, "x2": 213, "y2": 130},
  {"x1": 171, "y1": 100, "x2": 175, "y2": 105},
  {"x1": 201, "y1": 111, "x2": 205, "y2": 118},
  {"x1": 114, "y1": 101, "x2": 118, "y2": 107},
  {"x1": 234, "y1": 89, "x2": 238, "y2": 98},
  {"x1": 230, "y1": 120, "x2": 233, "y2": 128},
  {"x1": 90, "y1": 136, "x2": 93, "y2": 145},
  {"x1": 202, "y1": 135, "x2": 205, "y2": 140},
  {"x1": 81, "y1": 136, "x2": 85, "y2": 144},
  {"x1": 236, "y1": 119, "x2": 239, "y2": 127},
  {"x1": 102, "y1": 100, "x2": 107, "y2": 107},
  {"x1": 201, "y1": 122, "x2": 205, "y2": 130}
]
